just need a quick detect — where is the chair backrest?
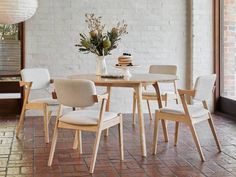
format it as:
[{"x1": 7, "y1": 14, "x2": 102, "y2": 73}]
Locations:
[
  {"x1": 21, "y1": 68, "x2": 50, "y2": 90},
  {"x1": 54, "y1": 79, "x2": 97, "y2": 108},
  {"x1": 149, "y1": 65, "x2": 177, "y2": 75},
  {"x1": 193, "y1": 74, "x2": 216, "y2": 101}
]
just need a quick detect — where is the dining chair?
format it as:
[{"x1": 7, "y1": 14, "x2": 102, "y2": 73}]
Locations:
[
  {"x1": 153, "y1": 74, "x2": 221, "y2": 161},
  {"x1": 48, "y1": 79, "x2": 124, "y2": 173},
  {"x1": 132, "y1": 65, "x2": 178, "y2": 124},
  {"x1": 16, "y1": 68, "x2": 58, "y2": 143}
]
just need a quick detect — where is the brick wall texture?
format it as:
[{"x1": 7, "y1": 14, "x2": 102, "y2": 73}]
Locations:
[{"x1": 25, "y1": 0, "x2": 214, "y2": 113}]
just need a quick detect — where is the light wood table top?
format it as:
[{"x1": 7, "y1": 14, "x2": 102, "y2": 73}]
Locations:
[{"x1": 69, "y1": 73, "x2": 178, "y2": 86}]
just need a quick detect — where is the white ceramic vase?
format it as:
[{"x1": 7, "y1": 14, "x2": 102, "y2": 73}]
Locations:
[{"x1": 96, "y1": 56, "x2": 107, "y2": 75}]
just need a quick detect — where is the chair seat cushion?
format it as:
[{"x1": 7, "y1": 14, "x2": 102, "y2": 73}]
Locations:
[
  {"x1": 30, "y1": 97, "x2": 58, "y2": 105},
  {"x1": 59, "y1": 110, "x2": 119, "y2": 125},
  {"x1": 160, "y1": 104, "x2": 209, "y2": 118}
]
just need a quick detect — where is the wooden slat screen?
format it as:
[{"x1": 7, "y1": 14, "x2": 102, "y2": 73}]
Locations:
[{"x1": 0, "y1": 41, "x2": 21, "y2": 73}]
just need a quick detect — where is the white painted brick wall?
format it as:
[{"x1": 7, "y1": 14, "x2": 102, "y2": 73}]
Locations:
[{"x1": 24, "y1": 0, "x2": 213, "y2": 114}]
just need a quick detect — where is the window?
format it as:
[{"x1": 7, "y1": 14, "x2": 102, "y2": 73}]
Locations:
[
  {"x1": 217, "y1": 0, "x2": 236, "y2": 117},
  {"x1": 0, "y1": 24, "x2": 23, "y2": 115},
  {"x1": 0, "y1": 24, "x2": 22, "y2": 76},
  {"x1": 220, "y1": 0, "x2": 236, "y2": 101}
]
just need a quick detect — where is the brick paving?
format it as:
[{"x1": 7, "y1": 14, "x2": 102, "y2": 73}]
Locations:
[{"x1": 0, "y1": 113, "x2": 236, "y2": 177}]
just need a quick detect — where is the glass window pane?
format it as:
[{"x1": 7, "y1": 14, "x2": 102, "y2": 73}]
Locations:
[
  {"x1": 221, "y1": 0, "x2": 236, "y2": 100},
  {"x1": 0, "y1": 24, "x2": 21, "y2": 75}
]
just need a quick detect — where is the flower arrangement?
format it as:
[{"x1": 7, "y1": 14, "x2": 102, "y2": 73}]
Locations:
[{"x1": 75, "y1": 13, "x2": 128, "y2": 56}]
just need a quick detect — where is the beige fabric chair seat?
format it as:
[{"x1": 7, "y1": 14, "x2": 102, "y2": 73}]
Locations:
[
  {"x1": 60, "y1": 110, "x2": 118, "y2": 125},
  {"x1": 30, "y1": 97, "x2": 58, "y2": 105},
  {"x1": 160, "y1": 104, "x2": 209, "y2": 118}
]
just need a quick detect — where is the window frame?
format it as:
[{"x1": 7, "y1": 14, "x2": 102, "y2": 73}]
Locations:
[
  {"x1": 215, "y1": 0, "x2": 236, "y2": 117},
  {"x1": 0, "y1": 23, "x2": 24, "y2": 116}
]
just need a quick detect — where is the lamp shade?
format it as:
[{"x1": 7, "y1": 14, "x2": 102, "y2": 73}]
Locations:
[{"x1": 0, "y1": 0, "x2": 38, "y2": 24}]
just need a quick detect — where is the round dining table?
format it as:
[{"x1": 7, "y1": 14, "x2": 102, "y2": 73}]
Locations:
[{"x1": 69, "y1": 73, "x2": 178, "y2": 157}]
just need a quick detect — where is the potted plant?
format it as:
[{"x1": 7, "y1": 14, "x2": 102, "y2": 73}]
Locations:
[{"x1": 75, "y1": 13, "x2": 128, "y2": 75}]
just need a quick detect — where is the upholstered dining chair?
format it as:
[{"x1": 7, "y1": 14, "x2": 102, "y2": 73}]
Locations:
[
  {"x1": 48, "y1": 79, "x2": 124, "y2": 173},
  {"x1": 153, "y1": 74, "x2": 221, "y2": 161},
  {"x1": 132, "y1": 65, "x2": 178, "y2": 124},
  {"x1": 16, "y1": 68, "x2": 58, "y2": 143}
]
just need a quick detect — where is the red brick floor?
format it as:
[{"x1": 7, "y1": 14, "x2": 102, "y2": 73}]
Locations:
[{"x1": 1, "y1": 113, "x2": 236, "y2": 177}]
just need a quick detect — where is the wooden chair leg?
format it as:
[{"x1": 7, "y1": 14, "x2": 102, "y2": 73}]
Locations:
[
  {"x1": 208, "y1": 117, "x2": 222, "y2": 152},
  {"x1": 153, "y1": 111, "x2": 160, "y2": 155},
  {"x1": 90, "y1": 130, "x2": 102, "y2": 173},
  {"x1": 174, "y1": 122, "x2": 179, "y2": 146},
  {"x1": 77, "y1": 130, "x2": 83, "y2": 154},
  {"x1": 43, "y1": 105, "x2": 50, "y2": 143},
  {"x1": 48, "y1": 110, "x2": 52, "y2": 122},
  {"x1": 73, "y1": 130, "x2": 83, "y2": 154},
  {"x1": 48, "y1": 122, "x2": 59, "y2": 166},
  {"x1": 189, "y1": 124, "x2": 205, "y2": 161},
  {"x1": 16, "y1": 108, "x2": 26, "y2": 138},
  {"x1": 118, "y1": 117, "x2": 124, "y2": 160},
  {"x1": 104, "y1": 129, "x2": 109, "y2": 137},
  {"x1": 146, "y1": 100, "x2": 153, "y2": 120},
  {"x1": 132, "y1": 92, "x2": 137, "y2": 125},
  {"x1": 73, "y1": 130, "x2": 78, "y2": 149},
  {"x1": 161, "y1": 120, "x2": 169, "y2": 142},
  {"x1": 164, "y1": 94, "x2": 168, "y2": 107},
  {"x1": 164, "y1": 100, "x2": 168, "y2": 107}
]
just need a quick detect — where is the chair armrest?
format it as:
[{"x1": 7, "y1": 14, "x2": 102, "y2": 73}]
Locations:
[
  {"x1": 177, "y1": 89, "x2": 195, "y2": 116},
  {"x1": 19, "y1": 81, "x2": 32, "y2": 105},
  {"x1": 19, "y1": 81, "x2": 27, "y2": 87},
  {"x1": 19, "y1": 81, "x2": 32, "y2": 88},
  {"x1": 178, "y1": 89, "x2": 196, "y2": 97},
  {"x1": 93, "y1": 93, "x2": 109, "y2": 102}
]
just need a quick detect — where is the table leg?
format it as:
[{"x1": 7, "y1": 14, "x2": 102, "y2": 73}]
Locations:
[
  {"x1": 134, "y1": 84, "x2": 147, "y2": 157},
  {"x1": 106, "y1": 86, "x2": 111, "y2": 111},
  {"x1": 153, "y1": 82, "x2": 169, "y2": 142},
  {"x1": 104, "y1": 86, "x2": 111, "y2": 137}
]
